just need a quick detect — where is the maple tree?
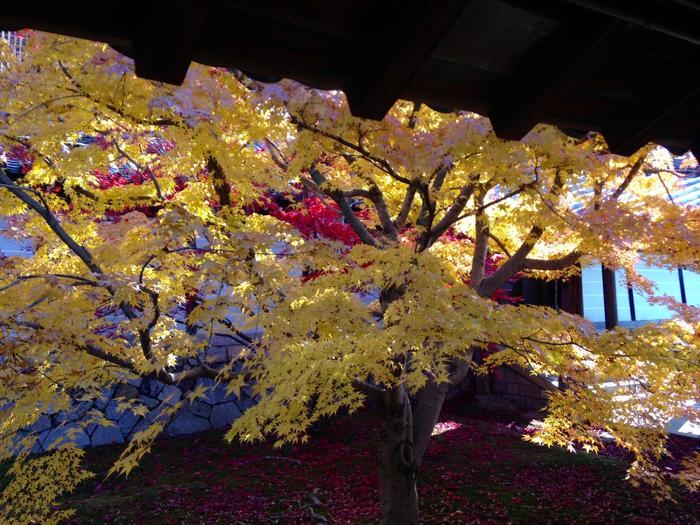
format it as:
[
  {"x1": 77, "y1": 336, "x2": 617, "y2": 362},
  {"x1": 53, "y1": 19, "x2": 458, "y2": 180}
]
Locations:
[{"x1": 0, "y1": 33, "x2": 698, "y2": 525}]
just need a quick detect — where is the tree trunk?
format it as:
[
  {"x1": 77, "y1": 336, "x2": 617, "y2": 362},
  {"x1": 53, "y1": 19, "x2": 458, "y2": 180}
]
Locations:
[
  {"x1": 412, "y1": 380, "x2": 449, "y2": 466},
  {"x1": 412, "y1": 352, "x2": 472, "y2": 464},
  {"x1": 378, "y1": 387, "x2": 419, "y2": 525}
]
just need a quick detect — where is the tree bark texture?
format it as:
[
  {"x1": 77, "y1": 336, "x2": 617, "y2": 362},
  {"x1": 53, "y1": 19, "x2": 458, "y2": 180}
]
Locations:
[
  {"x1": 412, "y1": 352, "x2": 472, "y2": 465},
  {"x1": 376, "y1": 285, "x2": 474, "y2": 524},
  {"x1": 378, "y1": 386, "x2": 419, "y2": 525}
]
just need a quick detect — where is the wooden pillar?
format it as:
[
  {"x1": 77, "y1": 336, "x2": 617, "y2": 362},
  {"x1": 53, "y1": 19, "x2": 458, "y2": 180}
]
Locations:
[
  {"x1": 601, "y1": 265, "x2": 618, "y2": 329},
  {"x1": 678, "y1": 267, "x2": 687, "y2": 304},
  {"x1": 559, "y1": 270, "x2": 584, "y2": 316}
]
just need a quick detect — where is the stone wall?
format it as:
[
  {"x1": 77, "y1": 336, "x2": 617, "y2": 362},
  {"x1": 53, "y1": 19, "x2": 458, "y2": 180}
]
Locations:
[
  {"x1": 23, "y1": 378, "x2": 256, "y2": 453},
  {"x1": 19, "y1": 336, "x2": 257, "y2": 452},
  {"x1": 19, "y1": 343, "x2": 557, "y2": 452},
  {"x1": 488, "y1": 366, "x2": 558, "y2": 410}
]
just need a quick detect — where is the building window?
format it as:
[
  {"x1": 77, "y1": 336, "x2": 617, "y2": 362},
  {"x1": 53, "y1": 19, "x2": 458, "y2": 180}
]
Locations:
[{"x1": 582, "y1": 263, "x2": 698, "y2": 326}]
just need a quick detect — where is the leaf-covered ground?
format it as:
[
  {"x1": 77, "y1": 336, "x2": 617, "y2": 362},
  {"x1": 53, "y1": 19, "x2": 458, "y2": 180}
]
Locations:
[{"x1": 63, "y1": 407, "x2": 700, "y2": 524}]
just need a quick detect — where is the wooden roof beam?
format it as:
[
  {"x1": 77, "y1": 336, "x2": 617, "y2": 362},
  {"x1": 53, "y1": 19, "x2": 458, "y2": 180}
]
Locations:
[
  {"x1": 691, "y1": 140, "x2": 700, "y2": 162},
  {"x1": 603, "y1": 71, "x2": 700, "y2": 156},
  {"x1": 343, "y1": 0, "x2": 470, "y2": 120},
  {"x1": 490, "y1": 19, "x2": 635, "y2": 140},
  {"x1": 561, "y1": 0, "x2": 700, "y2": 47},
  {"x1": 132, "y1": 0, "x2": 210, "y2": 85}
]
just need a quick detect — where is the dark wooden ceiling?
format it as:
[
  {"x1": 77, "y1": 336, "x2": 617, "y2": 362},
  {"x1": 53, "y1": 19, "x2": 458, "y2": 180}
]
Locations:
[{"x1": 2, "y1": 0, "x2": 700, "y2": 158}]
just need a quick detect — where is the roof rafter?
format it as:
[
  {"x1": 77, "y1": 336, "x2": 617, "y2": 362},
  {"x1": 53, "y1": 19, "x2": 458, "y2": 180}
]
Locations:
[
  {"x1": 603, "y1": 71, "x2": 700, "y2": 155},
  {"x1": 560, "y1": 0, "x2": 700, "y2": 46},
  {"x1": 132, "y1": 0, "x2": 210, "y2": 85},
  {"x1": 343, "y1": 0, "x2": 470, "y2": 120},
  {"x1": 490, "y1": 19, "x2": 636, "y2": 140}
]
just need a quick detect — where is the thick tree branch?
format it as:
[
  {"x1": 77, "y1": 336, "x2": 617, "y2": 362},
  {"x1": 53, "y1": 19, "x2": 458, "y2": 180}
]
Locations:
[
  {"x1": 339, "y1": 155, "x2": 399, "y2": 241},
  {"x1": 0, "y1": 170, "x2": 103, "y2": 274},
  {"x1": 430, "y1": 164, "x2": 451, "y2": 193},
  {"x1": 308, "y1": 165, "x2": 378, "y2": 247},
  {"x1": 264, "y1": 138, "x2": 289, "y2": 171},
  {"x1": 82, "y1": 343, "x2": 137, "y2": 371},
  {"x1": 428, "y1": 181, "x2": 476, "y2": 245},
  {"x1": 407, "y1": 101, "x2": 420, "y2": 130},
  {"x1": 592, "y1": 180, "x2": 604, "y2": 211},
  {"x1": 138, "y1": 286, "x2": 161, "y2": 361},
  {"x1": 394, "y1": 183, "x2": 417, "y2": 231},
  {"x1": 367, "y1": 186, "x2": 398, "y2": 241},
  {"x1": 9, "y1": 308, "x2": 237, "y2": 405},
  {"x1": 0, "y1": 317, "x2": 138, "y2": 372},
  {"x1": 470, "y1": 192, "x2": 489, "y2": 290},
  {"x1": 299, "y1": 176, "x2": 327, "y2": 199},
  {"x1": 415, "y1": 183, "x2": 435, "y2": 249},
  {"x1": 413, "y1": 351, "x2": 473, "y2": 464},
  {"x1": 479, "y1": 224, "x2": 544, "y2": 297},
  {"x1": 342, "y1": 189, "x2": 374, "y2": 199},
  {"x1": 411, "y1": 164, "x2": 455, "y2": 248},
  {"x1": 85, "y1": 337, "x2": 222, "y2": 384},
  {"x1": 352, "y1": 379, "x2": 386, "y2": 402},
  {"x1": 157, "y1": 363, "x2": 221, "y2": 384},
  {"x1": 478, "y1": 169, "x2": 565, "y2": 297},
  {"x1": 207, "y1": 155, "x2": 231, "y2": 208},
  {"x1": 610, "y1": 156, "x2": 645, "y2": 201},
  {"x1": 523, "y1": 250, "x2": 582, "y2": 271},
  {"x1": 84, "y1": 343, "x2": 221, "y2": 385}
]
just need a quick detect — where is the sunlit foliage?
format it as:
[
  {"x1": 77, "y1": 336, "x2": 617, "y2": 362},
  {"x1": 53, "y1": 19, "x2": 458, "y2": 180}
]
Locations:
[{"x1": 0, "y1": 32, "x2": 697, "y2": 522}]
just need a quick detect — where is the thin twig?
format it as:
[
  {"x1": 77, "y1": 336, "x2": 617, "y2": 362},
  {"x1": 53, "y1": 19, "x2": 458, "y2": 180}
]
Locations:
[
  {"x1": 11, "y1": 94, "x2": 85, "y2": 123},
  {"x1": 291, "y1": 116, "x2": 410, "y2": 184},
  {"x1": 113, "y1": 139, "x2": 165, "y2": 201}
]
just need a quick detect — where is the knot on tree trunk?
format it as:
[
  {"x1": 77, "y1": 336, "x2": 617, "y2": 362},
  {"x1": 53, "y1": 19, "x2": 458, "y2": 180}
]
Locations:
[{"x1": 395, "y1": 440, "x2": 417, "y2": 475}]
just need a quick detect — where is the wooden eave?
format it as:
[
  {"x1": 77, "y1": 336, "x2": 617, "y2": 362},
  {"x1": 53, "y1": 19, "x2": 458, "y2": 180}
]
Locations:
[{"x1": 2, "y1": 0, "x2": 699, "y2": 158}]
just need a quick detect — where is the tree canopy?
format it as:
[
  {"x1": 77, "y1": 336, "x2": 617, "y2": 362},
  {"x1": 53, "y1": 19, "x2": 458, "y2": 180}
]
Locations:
[{"x1": 0, "y1": 32, "x2": 698, "y2": 524}]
